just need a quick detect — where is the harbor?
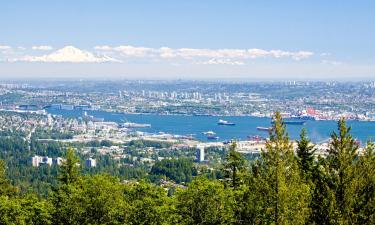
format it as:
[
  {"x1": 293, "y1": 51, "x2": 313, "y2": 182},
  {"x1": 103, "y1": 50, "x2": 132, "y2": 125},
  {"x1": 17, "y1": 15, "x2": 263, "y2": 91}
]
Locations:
[{"x1": 46, "y1": 108, "x2": 375, "y2": 144}]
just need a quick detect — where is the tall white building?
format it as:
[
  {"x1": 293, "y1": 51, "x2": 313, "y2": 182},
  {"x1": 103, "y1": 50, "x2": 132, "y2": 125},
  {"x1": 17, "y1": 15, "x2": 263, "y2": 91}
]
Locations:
[
  {"x1": 30, "y1": 155, "x2": 53, "y2": 167},
  {"x1": 85, "y1": 158, "x2": 97, "y2": 167},
  {"x1": 31, "y1": 155, "x2": 63, "y2": 167},
  {"x1": 196, "y1": 145, "x2": 205, "y2": 162},
  {"x1": 53, "y1": 157, "x2": 64, "y2": 166},
  {"x1": 31, "y1": 156, "x2": 41, "y2": 167}
]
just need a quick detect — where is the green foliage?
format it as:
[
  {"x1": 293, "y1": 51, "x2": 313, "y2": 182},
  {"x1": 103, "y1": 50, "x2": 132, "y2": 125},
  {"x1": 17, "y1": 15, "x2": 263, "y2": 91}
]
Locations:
[
  {"x1": 249, "y1": 112, "x2": 311, "y2": 224},
  {"x1": 309, "y1": 158, "x2": 338, "y2": 224},
  {"x1": 222, "y1": 141, "x2": 247, "y2": 189},
  {"x1": 129, "y1": 139, "x2": 173, "y2": 149},
  {"x1": 124, "y1": 181, "x2": 174, "y2": 225},
  {"x1": 350, "y1": 141, "x2": 375, "y2": 224},
  {"x1": 296, "y1": 128, "x2": 316, "y2": 179},
  {"x1": 0, "y1": 160, "x2": 18, "y2": 197},
  {"x1": 51, "y1": 174, "x2": 128, "y2": 225},
  {"x1": 326, "y1": 118, "x2": 359, "y2": 223},
  {"x1": 0, "y1": 114, "x2": 374, "y2": 225},
  {"x1": 150, "y1": 158, "x2": 196, "y2": 183},
  {"x1": 58, "y1": 148, "x2": 80, "y2": 185},
  {"x1": 175, "y1": 177, "x2": 234, "y2": 225}
]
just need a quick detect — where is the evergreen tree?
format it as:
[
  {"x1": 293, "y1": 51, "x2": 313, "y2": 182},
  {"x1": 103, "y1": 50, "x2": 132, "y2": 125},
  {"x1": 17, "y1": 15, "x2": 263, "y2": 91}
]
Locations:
[
  {"x1": 309, "y1": 157, "x2": 337, "y2": 225},
  {"x1": 0, "y1": 160, "x2": 17, "y2": 197},
  {"x1": 58, "y1": 148, "x2": 80, "y2": 185},
  {"x1": 251, "y1": 112, "x2": 311, "y2": 224},
  {"x1": 327, "y1": 118, "x2": 359, "y2": 223},
  {"x1": 222, "y1": 141, "x2": 247, "y2": 189},
  {"x1": 296, "y1": 128, "x2": 316, "y2": 179},
  {"x1": 351, "y1": 141, "x2": 375, "y2": 224},
  {"x1": 52, "y1": 148, "x2": 82, "y2": 225}
]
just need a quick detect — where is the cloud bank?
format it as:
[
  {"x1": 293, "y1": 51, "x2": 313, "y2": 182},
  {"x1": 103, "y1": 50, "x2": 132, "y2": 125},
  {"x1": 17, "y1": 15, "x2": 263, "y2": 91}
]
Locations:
[
  {"x1": 94, "y1": 45, "x2": 314, "y2": 61},
  {"x1": 16, "y1": 46, "x2": 118, "y2": 63},
  {"x1": 1, "y1": 44, "x2": 314, "y2": 65}
]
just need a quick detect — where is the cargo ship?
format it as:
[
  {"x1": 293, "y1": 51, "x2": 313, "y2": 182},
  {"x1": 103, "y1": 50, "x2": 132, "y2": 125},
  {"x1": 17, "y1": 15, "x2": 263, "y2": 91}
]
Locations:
[{"x1": 217, "y1": 119, "x2": 235, "y2": 126}]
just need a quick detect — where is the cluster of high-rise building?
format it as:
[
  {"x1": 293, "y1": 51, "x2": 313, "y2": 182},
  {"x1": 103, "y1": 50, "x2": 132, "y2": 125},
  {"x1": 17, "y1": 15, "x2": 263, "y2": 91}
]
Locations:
[
  {"x1": 30, "y1": 155, "x2": 97, "y2": 168},
  {"x1": 30, "y1": 155, "x2": 63, "y2": 167}
]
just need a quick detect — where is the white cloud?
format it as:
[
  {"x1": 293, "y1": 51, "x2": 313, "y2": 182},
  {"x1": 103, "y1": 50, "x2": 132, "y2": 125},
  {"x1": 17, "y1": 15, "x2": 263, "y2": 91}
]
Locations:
[
  {"x1": 32, "y1": 45, "x2": 54, "y2": 51},
  {"x1": 16, "y1": 46, "x2": 119, "y2": 63},
  {"x1": 94, "y1": 45, "x2": 314, "y2": 61},
  {"x1": 94, "y1": 45, "x2": 155, "y2": 57},
  {"x1": 0, "y1": 45, "x2": 11, "y2": 50},
  {"x1": 2, "y1": 44, "x2": 314, "y2": 65},
  {"x1": 197, "y1": 58, "x2": 245, "y2": 65}
]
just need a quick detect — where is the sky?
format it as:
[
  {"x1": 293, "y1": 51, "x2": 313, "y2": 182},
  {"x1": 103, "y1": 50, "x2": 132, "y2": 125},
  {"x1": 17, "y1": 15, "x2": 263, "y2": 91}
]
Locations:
[{"x1": 0, "y1": 0, "x2": 374, "y2": 81}]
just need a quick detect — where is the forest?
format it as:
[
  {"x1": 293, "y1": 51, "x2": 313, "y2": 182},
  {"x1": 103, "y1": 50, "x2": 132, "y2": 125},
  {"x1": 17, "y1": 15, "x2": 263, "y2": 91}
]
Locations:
[{"x1": 0, "y1": 112, "x2": 374, "y2": 224}]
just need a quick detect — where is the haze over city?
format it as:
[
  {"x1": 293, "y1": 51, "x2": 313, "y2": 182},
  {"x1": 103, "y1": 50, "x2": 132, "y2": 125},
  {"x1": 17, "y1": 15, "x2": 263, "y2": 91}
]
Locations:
[{"x1": 1, "y1": 0, "x2": 374, "y2": 80}]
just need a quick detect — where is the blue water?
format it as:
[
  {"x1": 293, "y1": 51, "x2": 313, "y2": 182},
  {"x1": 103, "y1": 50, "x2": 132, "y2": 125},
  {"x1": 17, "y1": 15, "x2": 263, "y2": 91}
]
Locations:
[{"x1": 47, "y1": 109, "x2": 375, "y2": 145}]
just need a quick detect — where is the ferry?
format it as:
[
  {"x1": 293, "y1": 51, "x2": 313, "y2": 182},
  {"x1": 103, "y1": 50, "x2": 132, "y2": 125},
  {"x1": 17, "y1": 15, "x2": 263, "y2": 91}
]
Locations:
[{"x1": 217, "y1": 119, "x2": 235, "y2": 126}]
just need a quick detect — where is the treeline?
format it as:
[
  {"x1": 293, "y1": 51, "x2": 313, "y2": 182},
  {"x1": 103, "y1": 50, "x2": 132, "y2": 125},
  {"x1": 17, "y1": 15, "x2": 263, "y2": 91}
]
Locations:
[
  {"x1": 150, "y1": 158, "x2": 197, "y2": 183},
  {"x1": 128, "y1": 139, "x2": 173, "y2": 149},
  {"x1": 0, "y1": 112, "x2": 374, "y2": 224}
]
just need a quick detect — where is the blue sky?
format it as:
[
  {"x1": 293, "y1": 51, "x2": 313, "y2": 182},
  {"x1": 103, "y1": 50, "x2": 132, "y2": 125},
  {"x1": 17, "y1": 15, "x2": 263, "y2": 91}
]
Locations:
[{"x1": 0, "y1": 0, "x2": 374, "y2": 80}]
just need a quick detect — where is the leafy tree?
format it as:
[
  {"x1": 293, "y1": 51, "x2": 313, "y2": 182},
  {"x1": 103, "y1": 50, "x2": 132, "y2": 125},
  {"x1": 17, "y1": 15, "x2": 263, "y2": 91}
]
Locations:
[
  {"x1": 124, "y1": 181, "x2": 174, "y2": 225},
  {"x1": 151, "y1": 158, "x2": 196, "y2": 183},
  {"x1": 51, "y1": 182, "x2": 84, "y2": 225},
  {"x1": 250, "y1": 112, "x2": 311, "y2": 224},
  {"x1": 222, "y1": 141, "x2": 247, "y2": 189},
  {"x1": 296, "y1": 128, "x2": 316, "y2": 179},
  {"x1": 0, "y1": 194, "x2": 53, "y2": 225},
  {"x1": 21, "y1": 194, "x2": 54, "y2": 225},
  {"x1": 231, "y1": 183, "x2": 258, "y2": 225},
  {"x1": 175, "y1": 177, "x2": 233, "y2": 225},
  {"x1": 79, "y1": 175, "x2": 129, "y2": 225}
]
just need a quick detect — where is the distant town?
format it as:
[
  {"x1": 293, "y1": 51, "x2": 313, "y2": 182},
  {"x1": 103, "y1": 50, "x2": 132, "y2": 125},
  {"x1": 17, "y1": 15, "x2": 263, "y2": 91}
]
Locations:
[
  {"x1": 1, "y1": 80, "x2": 373, "y2": 174},
  {"x1": 1, "y1": 80, "x2": 374, "y2": 121}
]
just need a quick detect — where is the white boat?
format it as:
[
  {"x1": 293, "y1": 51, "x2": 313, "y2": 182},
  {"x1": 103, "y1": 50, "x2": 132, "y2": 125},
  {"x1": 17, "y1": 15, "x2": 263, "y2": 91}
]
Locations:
[
  {"x1": 202, "y1": 131, "x2": 216, "y2": 136},
  {"x1": 217, "y1": 119, "x2": 235, "y2": 126}
]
